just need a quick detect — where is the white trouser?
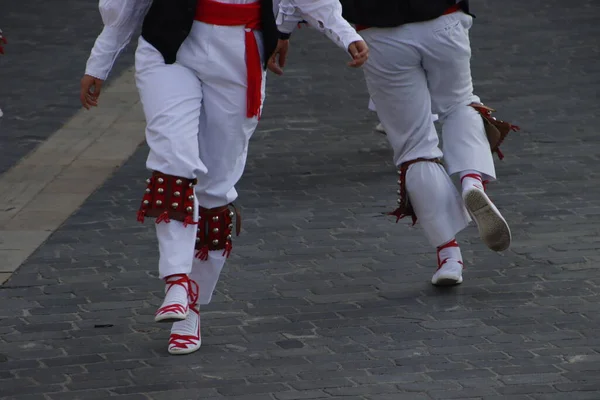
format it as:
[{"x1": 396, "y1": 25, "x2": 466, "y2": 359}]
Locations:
[
  {"x1": 135, "y1": 21, "x2": 266, "y2": 303},
  {"x1": 362, "y1": 12, "x2": 493, "y2": 247},
  {"x1": 368, "y1": 98, "x2": 439, "y2": 122}
]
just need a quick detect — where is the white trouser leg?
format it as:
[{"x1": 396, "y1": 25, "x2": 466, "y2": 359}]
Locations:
[
  {"x1": 189, "y1": 254, "x2": 226, "y2": 305},
  {"x1": 362, "y1": 27, "x2": 469, "y2": 247},
  {"x1": 419, "y1": 12, "x2": 496, "y2": 180},
  {"x1": 177, "y1": 22, "x2": 266, "y2": 303},
  {"x1": 406, "y1": 162, "x2": 470, "y2": 247},
  {"x1": 362, "y1": 27, "x2": 442, "y2": 166},
  {"x1": 368, "y1": 97, "x2": 377, "y2": 112},
  {"x1": 135, "y1": 36, "x2": 207, "y2": 279}
]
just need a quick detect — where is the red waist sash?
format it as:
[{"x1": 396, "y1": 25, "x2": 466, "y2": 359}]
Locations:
[{"x1": 195, "y1": 0, "x2": 263, "y2": 119}]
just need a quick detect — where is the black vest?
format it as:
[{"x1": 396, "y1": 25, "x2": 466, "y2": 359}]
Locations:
[
  {"x1": 340, "y1": 0, "x2": 470, "y2": 28},
  {"x1": 140, "y1": 0, "x2": 279, "y2": 68}
]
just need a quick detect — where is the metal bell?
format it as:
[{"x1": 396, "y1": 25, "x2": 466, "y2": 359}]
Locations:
[
  {"x1": 212, "y1": 216, "x2": 219, "y2": 222},
  {"x1": 143, "y1": 200, "x2": 149, "y2": 205},
  {"x1": 157, "y1": 178, "x2": 164, "y2": 184},
  {"x1": 145, "y1": 178, "x2": 151, "y2": 184},
  {"x1": 156, "y1": 200, "x2": 163, "y2": 206},
  {"x1": 145, "y1": 188, "x2": 151, "y2": 194},
  {"x1": 228, "y1": 211, "x2": 234, "y2": 218},
  {"x1": 171, "y1": 202, "x2": 179, "y2": 209},
  {"x1": 226, "y1": 234, "x2": 232, "y2": 240},
  {"x1": 174, "y1": 191, "x2": 181, "y2": 197},
  {"x1": 186, "y1": 206, "x2": 193, "y2": 213},
  {"x1": 212, "y1": 239, "x2": 219, "y2": 245},
  {"x1": 228, "y1": 223, "x2": 233, "y2": 230},
  {"x1": 212, "y1": 228, "x2": 219, "y2": 234},
  {"x1": 157, "y1": 188, "x2": 164, "y2": 194},
  {"x1": 176, "y1": 179, "x2": 183, "y2": 185}
]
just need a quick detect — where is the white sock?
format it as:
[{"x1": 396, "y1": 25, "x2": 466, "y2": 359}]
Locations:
[
  {"x1": 162, "y1": 275, "x2": 189, "y2": 307},
  {"x1": 171, "y1": 305, "x2": 199, "y2": 336},
  {"x1": 437, "y1": 239, "x2": 463, "y2": 266},
  {"x1": 460, "y1": 170, "x2": 484, "y2": 192}
]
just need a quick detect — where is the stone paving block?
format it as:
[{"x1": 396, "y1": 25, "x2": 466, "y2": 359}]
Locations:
[{"x1": 1, "y1": 1, "x2": 600, "y2": 399}]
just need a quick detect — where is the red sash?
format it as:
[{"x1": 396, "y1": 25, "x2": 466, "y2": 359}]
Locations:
[{"x1": 195, "y1": 0, "x2": 263, "y2": 119}]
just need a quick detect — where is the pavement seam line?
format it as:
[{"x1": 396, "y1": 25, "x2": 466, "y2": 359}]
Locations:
[{"x1": 0, "y1": 67, "x2": 145, "y2": 283}]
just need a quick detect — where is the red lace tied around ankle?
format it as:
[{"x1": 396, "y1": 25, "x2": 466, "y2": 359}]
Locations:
[
  {"x1": 436, "y1": 239, "x2": 463, "y2": 270},
  {"x1": 460, "y1": 173, "x2": 489, "y2": 192},
  {"x1": 156, "y1": 274, "x2": 200, "y2": 318}
]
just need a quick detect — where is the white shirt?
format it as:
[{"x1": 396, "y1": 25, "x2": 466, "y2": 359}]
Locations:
[
  {"x1": 274, "y1": 0, "x2": 362, "y2": 53},
  {"x1": 85, "y1": 0, "x2": 362, "y2": 81}
]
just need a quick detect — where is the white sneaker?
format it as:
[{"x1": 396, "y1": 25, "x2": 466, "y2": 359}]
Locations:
[
  {"x1": 375, "y1": 122, "x2": 386, "y2": 134},
  {"x1": 432, "y1": 239, "x2": 463, "y2": 286},
  {"x1": 463, "y1": 187, "x2": 511, "y2": 252},
  {"x1": 432, "y1": 259, "x2": 463, "y2": 286},
  {"x1": 168, "y1": 305, "x2": 201, "y2": 355}
]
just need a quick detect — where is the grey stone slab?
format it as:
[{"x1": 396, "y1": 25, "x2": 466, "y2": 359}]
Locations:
[
  {"x1": 0, "y1": 0, "x2": 136, "y2": 175},
  {"x1": 2, "y1": 0, "x2": 600, "y2": 398}
]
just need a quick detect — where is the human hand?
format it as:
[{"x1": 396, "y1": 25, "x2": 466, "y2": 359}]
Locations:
[
  {"x1": 347, "y1": 40, "x2": 369, "y2": 68},
  {"x1": 80, "y1": 75, "x2": 104, "y2": 109},
  {"x1": 268, "y1": 39, "x2": 290, "y2": 76}
]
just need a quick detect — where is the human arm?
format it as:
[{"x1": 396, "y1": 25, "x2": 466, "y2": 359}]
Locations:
[
  {"x1": 275, "y1": 0, "x2": 365, "y2": 54},
  {"x1": 81, "y1": 0, "x2": 151, "y2": 108}
]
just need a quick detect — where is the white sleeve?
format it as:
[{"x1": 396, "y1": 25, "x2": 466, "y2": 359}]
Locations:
[
  {"x1": 274, "y1": 0, "x2": 305, "y2": 36},
  {"x1": 85, "y1": 0, "x2": 152, "y2": 80},
  {"x1": 276, "y1": 0, "x2": 362, "y2": 51}
]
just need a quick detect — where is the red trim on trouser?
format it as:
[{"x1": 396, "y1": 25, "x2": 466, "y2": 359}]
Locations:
[
  {"x1": 195, "y1": 0, "x2": 262, "y2": 119},
  {"x1": 356, "y1": 4, "x2": 463, "y2": 32}
]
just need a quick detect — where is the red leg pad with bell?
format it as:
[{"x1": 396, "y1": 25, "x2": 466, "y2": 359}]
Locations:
[
  {"x1": 469, "y1": 103, "x2": 520, "y2": 160},
  {"x1": 195, "y1": 204, "x2": 241, "y2": 259},
  {"x1": 137, "y1": 171, "x2": 197, "y2": 226}
]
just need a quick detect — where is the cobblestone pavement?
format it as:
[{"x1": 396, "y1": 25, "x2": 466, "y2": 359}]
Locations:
[
  {"x1": 1, "y1": 0, "x2": 600, "y2": 399},
  {"x1": 0, "y1": 0, "x2": 135, "y2": 174}
]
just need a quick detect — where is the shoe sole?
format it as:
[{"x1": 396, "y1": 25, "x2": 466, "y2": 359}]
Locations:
[
  {"x1": 168, "y1": 341, "x2": 202, "y2": 355},
  {"x1": 155, "y1": 311, "x2": 189, "y2": 324},
  {"x1": 431, "y1": 275, "x2": 463, "y2": 286},
  {"x1": 463, "y1": 189, "x2": 511, "y2": 252}
]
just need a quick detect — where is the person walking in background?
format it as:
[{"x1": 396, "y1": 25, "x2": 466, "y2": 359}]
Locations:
[{"x1": 340, "y1": 0, "x2": 518, "y2": 286}]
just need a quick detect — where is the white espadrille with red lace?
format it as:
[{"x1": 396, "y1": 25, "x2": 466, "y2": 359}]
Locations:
[
  {"x1": 432, "y1": 239, "x2": 464, "y2": 286},
  {"x1": 461, "y1": 173, "x2": 511, "y2": 252},
  {"x1": 168, "y1": 304, "x2": 201, "y2": 355},
  {"x1": 155, "y1": 274, "x2": 199, "y2": 323}
]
